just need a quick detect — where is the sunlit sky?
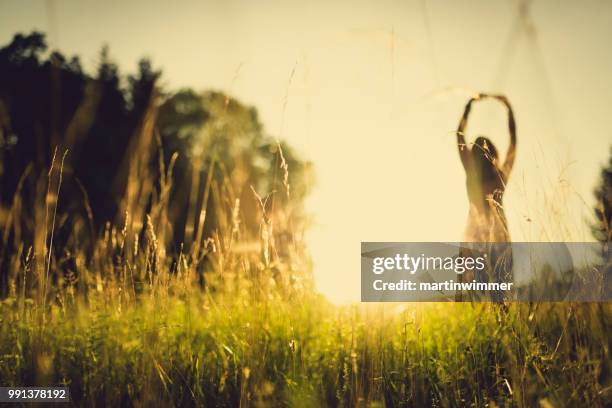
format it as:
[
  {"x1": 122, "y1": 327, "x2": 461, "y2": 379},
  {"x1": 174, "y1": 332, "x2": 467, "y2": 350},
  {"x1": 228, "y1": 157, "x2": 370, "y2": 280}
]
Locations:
[{"x1": 2, "y1": 0, "x2": 611, "y2": 302}]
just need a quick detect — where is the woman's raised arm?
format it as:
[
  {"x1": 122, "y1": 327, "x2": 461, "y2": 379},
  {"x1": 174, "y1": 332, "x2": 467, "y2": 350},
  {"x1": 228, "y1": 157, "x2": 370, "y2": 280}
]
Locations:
[
  {"x1": 494, "y1": 95, "x2": 517, "y2": 178},
  {"x1": 457, "y1": 97, "x2": 478, "y2": 169}
]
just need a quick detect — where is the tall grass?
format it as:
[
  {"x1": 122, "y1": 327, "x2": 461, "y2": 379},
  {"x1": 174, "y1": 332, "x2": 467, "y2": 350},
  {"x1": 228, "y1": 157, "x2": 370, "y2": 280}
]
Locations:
[
  {"x1": 1, "y1": 294, "x2": 609, "y2": 406},
  {"x1": 0, "y1": 102, "x2": 609, "y2": 407}
]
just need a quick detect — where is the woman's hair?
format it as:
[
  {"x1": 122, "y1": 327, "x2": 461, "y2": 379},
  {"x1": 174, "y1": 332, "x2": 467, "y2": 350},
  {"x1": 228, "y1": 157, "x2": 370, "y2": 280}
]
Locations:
[{"x1": 473, "y1": 136, "x2": 499, "y2": 165}]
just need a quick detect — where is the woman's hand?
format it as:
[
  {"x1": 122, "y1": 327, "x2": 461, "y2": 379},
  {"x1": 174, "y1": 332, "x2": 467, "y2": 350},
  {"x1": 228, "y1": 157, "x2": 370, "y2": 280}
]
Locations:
[
  {"x1": 465, "y1": 93, "x2": 484, "y2": 111},
  {"x1": 490, "y1": 94, "x2": 512, "y2": 108},
  {"x1": 471, "y1": 93, "x2": 512, "y2": 110}
]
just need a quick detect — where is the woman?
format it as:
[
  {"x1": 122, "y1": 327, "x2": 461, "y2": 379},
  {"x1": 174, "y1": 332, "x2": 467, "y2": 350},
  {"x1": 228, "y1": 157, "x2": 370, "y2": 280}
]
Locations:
[{"x1": 455, "y1": 93, "x2": 517, "y2": 301}]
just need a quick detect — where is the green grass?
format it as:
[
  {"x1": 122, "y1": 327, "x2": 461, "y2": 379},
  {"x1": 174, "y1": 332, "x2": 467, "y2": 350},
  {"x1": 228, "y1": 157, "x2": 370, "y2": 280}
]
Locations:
[
  {"x1": 0, "y1": 115, "x2": 609, "y2": 406},
  {"x1": 0, "y1": 291, "x2": 609, "y2": 407}
]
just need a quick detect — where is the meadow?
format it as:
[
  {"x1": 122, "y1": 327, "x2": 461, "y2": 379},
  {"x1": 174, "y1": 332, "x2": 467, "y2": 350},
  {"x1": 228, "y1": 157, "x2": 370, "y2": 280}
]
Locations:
[
  {"x1": 0, "y1": 285, "x2": 609, "y2": 406},
  {"x1": 0, "y1": 140, "x2": 609, "y2": 407},
  {"x1": 0, "y1": 33, "x2": 609, "y2": 404}
]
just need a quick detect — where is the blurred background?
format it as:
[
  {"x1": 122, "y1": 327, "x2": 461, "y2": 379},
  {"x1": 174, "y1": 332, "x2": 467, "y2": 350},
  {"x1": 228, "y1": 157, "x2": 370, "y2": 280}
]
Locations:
[{"x1": 1, "y1": 0, "x2": 610, "y2": 302}]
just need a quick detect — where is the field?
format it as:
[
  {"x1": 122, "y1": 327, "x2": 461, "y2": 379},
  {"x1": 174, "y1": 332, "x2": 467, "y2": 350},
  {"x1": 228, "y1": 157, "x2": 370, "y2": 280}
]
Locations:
[
  {"x1": 0, "y1": 30, "x2": 609, "y2": 406},
  {"x1": 0, "y1": 147, "x2": 609, "y2": 407},
  {"x1": 0, "y1": 290, "x2": 609, "y2": 406}
]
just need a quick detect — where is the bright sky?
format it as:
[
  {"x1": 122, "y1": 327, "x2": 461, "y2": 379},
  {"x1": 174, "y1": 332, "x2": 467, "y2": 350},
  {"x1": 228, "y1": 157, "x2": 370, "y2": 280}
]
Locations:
[{"x1": 2, "y1": 0, "x2": 611, "y2": 302}]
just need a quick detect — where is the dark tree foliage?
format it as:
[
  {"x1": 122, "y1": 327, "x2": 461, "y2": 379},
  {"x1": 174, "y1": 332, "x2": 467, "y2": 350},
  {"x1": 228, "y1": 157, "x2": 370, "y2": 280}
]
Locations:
[
  {"x1": 0, "y1": 32, "x2": 160, "y2": 295},
  {"x1": 0, "y1": 32, "x2": 311, "y2": 295},
  {"x1": 593, "y1": 147, "x2": 612, "y2": 263},
  {"x1": 0, "y1": 32, "x2": 159, "y2": 226},
  {"x1": 0, "y1": 32, "x2": 85, "y2": 192}
]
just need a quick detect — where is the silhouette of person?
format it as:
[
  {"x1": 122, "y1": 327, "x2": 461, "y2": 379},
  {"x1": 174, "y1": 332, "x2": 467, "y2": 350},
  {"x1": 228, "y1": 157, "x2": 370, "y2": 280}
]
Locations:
[{"x1": 455, "y1": 93, "x2": 517, "y2": 302}]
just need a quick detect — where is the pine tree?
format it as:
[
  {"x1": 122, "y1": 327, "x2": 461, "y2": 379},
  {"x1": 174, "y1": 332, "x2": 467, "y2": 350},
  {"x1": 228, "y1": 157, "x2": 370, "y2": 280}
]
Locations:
[
  {"x1": 593, "y1": 147, "x2": 612, "y2": 247},
  {"x1": 593, "y1": 147, "x2": 611, "y2": 298}
]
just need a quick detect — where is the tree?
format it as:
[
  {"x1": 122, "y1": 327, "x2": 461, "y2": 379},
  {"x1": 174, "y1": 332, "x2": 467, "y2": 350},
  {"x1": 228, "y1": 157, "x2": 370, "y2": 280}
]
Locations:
[
  {"x1": 593, "y1": 146, "x2": 611, "y2": 264},
  {"x1": 0, "y1": 32, "x2": 162, "y2": 226},
  {"x1": 0, "y1": 31, "x2": 313, "y2": 295},
  {"x1": 156, "y1": 90, "x2": 313, "y2": 248}
]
